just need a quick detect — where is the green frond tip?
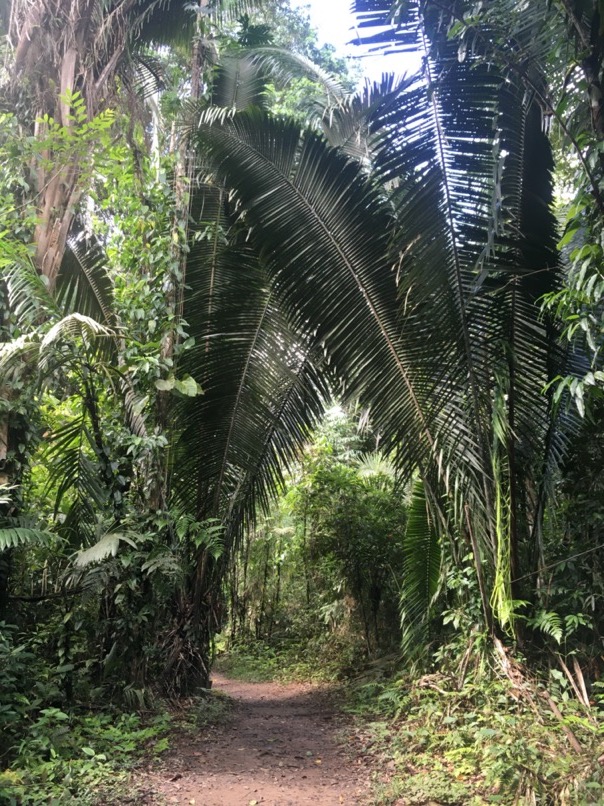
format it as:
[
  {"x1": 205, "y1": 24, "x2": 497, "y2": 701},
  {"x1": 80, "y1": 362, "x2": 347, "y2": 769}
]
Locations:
[
  {"x1": 0, "y1": 528, "x2": 54, "y2": 550},
  {"x1": 400, "y1": 478, "x2": 441, "y2": 655},
  {"x1": 73, "y1": 532, "x2": 137, "y2": 567}
]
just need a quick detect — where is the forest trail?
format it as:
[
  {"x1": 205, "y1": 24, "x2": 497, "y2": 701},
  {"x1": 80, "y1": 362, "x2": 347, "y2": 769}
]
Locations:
[{"x1": 146, "y1": 672, "x2": 372, "y2": 805}]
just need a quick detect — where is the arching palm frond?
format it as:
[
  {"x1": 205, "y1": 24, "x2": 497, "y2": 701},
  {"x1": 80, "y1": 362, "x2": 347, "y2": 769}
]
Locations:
[
  {"x1": 56, "y1": 235, "x2": 115, "y2": 326},
  {"x1": 135, "y1": 0, "x2": 197, "y2": 53},
  {"x1": 171, "y1": 177, "x2": 329, "y2": 551},
  {"x1": 196, "y1": 109, "x2": 443, "y2": 483},
  {"x1": 210, "y1": 54, "x2": 267, "y2": 110},
  {"x1": 40, "y1": 313, "x2": 114, "y2": 352},
  {"x1": 195, "y1": 0, "x2": 567, "y2": 630},
  {"x1": 245, "y1": 47, "x2": 347, "y2": 105},
  {"x1": 351, "y1": 0, "x2": 570, "y2": 614}
]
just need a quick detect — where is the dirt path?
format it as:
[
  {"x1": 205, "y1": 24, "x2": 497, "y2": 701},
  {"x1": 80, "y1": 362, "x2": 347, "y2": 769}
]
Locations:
[{"x1": 147, "y1": 672, "x2": 371, "y2": 805}]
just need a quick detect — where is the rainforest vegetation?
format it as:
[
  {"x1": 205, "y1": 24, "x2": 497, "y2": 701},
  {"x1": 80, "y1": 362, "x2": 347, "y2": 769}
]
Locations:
[{"x1": 1, "y1": 0, "x2": 604, "y2": 803}]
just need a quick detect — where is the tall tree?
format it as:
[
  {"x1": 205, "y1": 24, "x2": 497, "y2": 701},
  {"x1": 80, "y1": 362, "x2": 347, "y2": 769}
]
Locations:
[{"x1": 3, "y1": 0, "x2": 196, "y2": 286}]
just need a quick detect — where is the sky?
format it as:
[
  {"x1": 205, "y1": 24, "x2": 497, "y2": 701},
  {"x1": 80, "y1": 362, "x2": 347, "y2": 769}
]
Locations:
[
  {"x1": 295, "y1": 0, "x2": 357, "y2": 53},
  {"x1": 291, "y1": 0, "x2": 419, "y2": 81}
]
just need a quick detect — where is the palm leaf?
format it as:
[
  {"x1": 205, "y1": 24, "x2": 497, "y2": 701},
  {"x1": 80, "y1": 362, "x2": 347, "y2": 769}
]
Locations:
[
  {"x1": 210, "y1": 54, "x2": 266, "y2": 110},
  {"x1": 172, "y1": 176, "x2": 329, "y2": 546},
  {"x1": 0, "y1": 527, "x2": 54, "y2": 550},
  {"x1": 400, "y1": 477, "x2": 441, "y2": 655},
  {"x1": 0, "y1": 334, "x2": 41, "y2": 374},
  {"x1": 245, "y1": 47, "x2": 347, "y2": 106},
  {"x1": 40, "y1": 313, "x2": 114, "y2": 350},
  {"x1": 73, "y1": 532, "x2": 137, "y2": 567},
  {"x1": 321, "y1": 73, "x2": 409, "y2": 161},
  {"x1": 43, "y1": 415, "x2": 107, "y2": 524},
  {"x1": 4, "y1": 258, "x2": 60, "y2": 326},
  {"x1": 352, "y1": 0, "x2": 570, "y2": 606},
  {"x1": 195, "y1": 110, "x2": 441, "y2": 482},
  {"x1": 194, "y1": 0, "x2": 569, "y2": 628},
  {"x1": 56, "y1": 235, "x2": 115, "y2": 326}
]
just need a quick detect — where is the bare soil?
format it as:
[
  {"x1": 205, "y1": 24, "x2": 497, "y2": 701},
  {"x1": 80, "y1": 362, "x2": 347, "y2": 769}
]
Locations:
[{"x1": 144, "y1": 672, "x2": 372, "y2": 805}]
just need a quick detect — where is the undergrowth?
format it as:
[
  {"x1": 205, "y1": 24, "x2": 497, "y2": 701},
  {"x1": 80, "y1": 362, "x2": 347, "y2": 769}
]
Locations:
[
  {"x1": 0, "y1": 708, "x2": 171, "y2": 805},
  {"x1": 215, "y1": 634, "x2": 364, "y2": 683},
  {"x1": 0, "y1": 688, "x2": 234, "y2": 805},
  {"x1": 346, "y1": 665, "x2": 604, "y2": 805}
]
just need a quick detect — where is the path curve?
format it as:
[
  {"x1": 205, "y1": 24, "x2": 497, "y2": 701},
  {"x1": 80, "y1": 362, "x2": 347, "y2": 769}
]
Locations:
[{"x1": 148, "y1": 672, "x2": 370, "y2": 805}]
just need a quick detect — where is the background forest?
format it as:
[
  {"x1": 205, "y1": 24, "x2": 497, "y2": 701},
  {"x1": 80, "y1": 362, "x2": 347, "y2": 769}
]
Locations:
[{"x1": 1, "y1": 0, "x2": 604, "y2": 803}]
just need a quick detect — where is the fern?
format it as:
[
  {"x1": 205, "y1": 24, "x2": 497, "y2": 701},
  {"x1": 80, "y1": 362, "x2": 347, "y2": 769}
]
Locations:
[
  {"x1": 528, "y1": 609, "x2": 563, "y2": 644},
  {"x1": 141, "y1": 552, "x2": 184, "y2": 579}
]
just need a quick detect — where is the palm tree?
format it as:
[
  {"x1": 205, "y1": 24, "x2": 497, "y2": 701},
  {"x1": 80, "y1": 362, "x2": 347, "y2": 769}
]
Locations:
[
  {"x1": 0, "y1": 0, "x2": 268, "y2": 656},
  {"x1": 184, "y1": 0, "x2": 569, "y2": 651},
  {"x1": 3, "y1": 0, "x2": 194, "y2": 286}
]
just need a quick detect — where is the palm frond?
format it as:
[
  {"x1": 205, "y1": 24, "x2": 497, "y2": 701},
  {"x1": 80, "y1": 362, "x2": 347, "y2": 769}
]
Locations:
[
  {"x1": 245, "y1": 47, "x2": 347, "y2": 105},
  {"x1": 210, "y1": 54, "x2": 266, "y2": 110},
  {"x1": 0, "y1": 526, "x2": 54, "y2": 550},
  {"x1": 56, "y1": 235, "x2": 115, "y2": 325},
  {"x1": 133, "y1": 0, "x2": 197, "y2": 53},
  {"x1": 194, "y1": 1, "x2": 568, "y2": 629},
  {"x1": 351, "y1": 0, "x2": 574, "y2": 614},
  {"x1": 4, "y1": 258, "x2": 60, "y2": 327},
  {"x1": 73, "y1": 532, "x2": 137, "y2": 567},
  {"x1": 141, "y1": 550, "x2": 184, "y2": 578},
  {"x1": 172, "y1": 176, "x2": 329, "y2": 545},
  {"x1": 356, "y1": 451, "x2": 397, "y2": 483},
  {"x1": 195, "y1": 110, "x2": 440, "y2": 482},
  {"x1": 400, "y1": 477, "x2": 441, "y2": 655},
  {"x1": 128, "y1": 51, "x2": 168, "y2": 99},
  {"x1": 321, "y1": 73, "x2": 408, "y2": 161},
  {"x1": 0, "y1": 334, "x2": 41, "y2": 374},
  {"x1": 43, "y1": 415, "x2": 107, "y2": 522},
  {"x1": 41, "y1": 313, "x2": 113, "y2": 349}
]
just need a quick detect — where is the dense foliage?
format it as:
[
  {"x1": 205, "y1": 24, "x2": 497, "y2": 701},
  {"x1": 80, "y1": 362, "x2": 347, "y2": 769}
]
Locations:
[
  {"x1": 225, "y1": 410, "x2": 407, "y2": 673},
  {"x1": 0, "y1": 0, "x2": 603, "y2": 802}
]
